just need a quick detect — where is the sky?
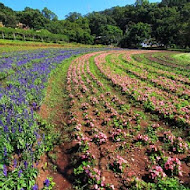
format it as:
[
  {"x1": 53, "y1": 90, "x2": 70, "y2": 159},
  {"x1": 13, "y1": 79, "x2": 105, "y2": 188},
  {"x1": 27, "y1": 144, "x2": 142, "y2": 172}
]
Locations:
[{"x1": 0, "y1": 0, "x2": 161, "y2": 20}]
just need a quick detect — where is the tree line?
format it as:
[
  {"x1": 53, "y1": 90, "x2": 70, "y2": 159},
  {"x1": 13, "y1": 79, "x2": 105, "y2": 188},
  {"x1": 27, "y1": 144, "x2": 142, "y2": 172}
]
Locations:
[
  {"x1": 0, "y1": 27, "x2": 69, "y2": 43},
  {"x1": 0, "y1": 0, "x2": 190, "y2": 48}
]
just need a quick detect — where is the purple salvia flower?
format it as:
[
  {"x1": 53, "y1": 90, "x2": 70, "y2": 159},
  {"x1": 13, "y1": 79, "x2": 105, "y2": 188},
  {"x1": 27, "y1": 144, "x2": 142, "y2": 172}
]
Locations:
[
  {"x1": 32, "y1": 184, "x2": 38, "y2": 190},
  {"x1": 11, "y1": 126, "x2": 16, "y2": 133},
  {"x1": 4, "y1": 125, "x2": 9, "y2": 133},
  {"x1": 4, "y1": 147, "x2": 7, "y2": 157},
  {"x1": 13, "y1": 159, "x2": 17, "y2": 168},
  {"x1": 24, "y1": 161, "x2": 28, "y2": 169},
  {"x1": 38, "y1": 141, "x2": 41, "y2": 146},
  {"x1": 0, "y1": 120, "x2": 3, "y2": 126},
  {"x1": 3, "y1": 165, "x2": 7, "y2": 177},
  {"x1": 18, "y1": 124, "x2": 22, "y2": 133},
  {"x1": 44, "y1": 179, "x2": 50, "y2": 187},
  {"x1": 18, "y1": 170, "x2": 22, "y2": 177}
]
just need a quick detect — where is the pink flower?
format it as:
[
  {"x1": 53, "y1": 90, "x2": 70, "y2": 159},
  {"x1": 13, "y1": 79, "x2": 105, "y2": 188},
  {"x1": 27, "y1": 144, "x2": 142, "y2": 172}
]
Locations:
[
  {"x1": 94, "y1": 184, "x2": 98, "y2": 189},
  {"x1": 149, "y1": 165, "x2": 166, "y2": 179},
  {"x1": 179, "y1": 171, "x2": 183, "y2": 176}
]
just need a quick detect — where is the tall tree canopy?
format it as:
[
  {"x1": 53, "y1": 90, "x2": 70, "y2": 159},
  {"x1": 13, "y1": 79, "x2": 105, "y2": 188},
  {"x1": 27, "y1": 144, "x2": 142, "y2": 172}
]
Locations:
[
  {"x1": 0, "y1": 1, "x2": 190, "y2": 48},
  {"x1": 42, "y1": 7, "x2": 58, "y2": 21}
]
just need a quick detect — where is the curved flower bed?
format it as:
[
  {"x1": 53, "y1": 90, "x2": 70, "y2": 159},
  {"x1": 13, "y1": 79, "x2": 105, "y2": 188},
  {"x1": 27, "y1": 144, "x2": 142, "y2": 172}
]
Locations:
[
  {"x1": 0, "y1": 48, "x2": 106, "y2": 189},
  {"x1": 62, "y1": 50, "x2": 189, "y2": 189},
  {"x1": 1, "y1": 49, "x2": 189, "y2": 190}
]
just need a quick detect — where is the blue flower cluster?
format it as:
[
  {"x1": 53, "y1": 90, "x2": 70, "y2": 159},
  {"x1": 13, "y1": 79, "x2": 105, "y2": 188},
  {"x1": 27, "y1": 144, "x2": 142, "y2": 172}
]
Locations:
[{"x1": 0, "y1": 48, "x2": 101, "y2": 189}]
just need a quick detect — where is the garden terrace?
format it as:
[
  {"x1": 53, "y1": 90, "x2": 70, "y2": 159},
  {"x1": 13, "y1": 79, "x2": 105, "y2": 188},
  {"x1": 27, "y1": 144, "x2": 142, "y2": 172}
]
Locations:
[{"x1": 1, "y1": 49, "x2": 190, "y2": 189}]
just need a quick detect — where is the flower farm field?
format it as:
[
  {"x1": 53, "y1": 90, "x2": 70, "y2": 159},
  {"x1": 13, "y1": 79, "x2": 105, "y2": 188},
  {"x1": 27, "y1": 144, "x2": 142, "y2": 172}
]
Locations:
[{"x1": 0, "y1": 48, "x2": 190, "y2": 190}]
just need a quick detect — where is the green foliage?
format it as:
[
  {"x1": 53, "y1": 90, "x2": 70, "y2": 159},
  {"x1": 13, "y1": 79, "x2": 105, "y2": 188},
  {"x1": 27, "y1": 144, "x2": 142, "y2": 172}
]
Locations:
[
  {"x1": 98, "y1": 25, "x2": 122, "y2": 45},
  {"x1": 0, "y1": 165, "x2": 37, "y2": 189},
  {"x1": 37, "y1": 118, "x2": 61, "y2": 153},
  {"x1": 0, "y1": 71, "x2": 8, "y2": 80},
  {"x1": 42, "y1": 177, "x2": 55, "y2": 190},
  {"x1": 153, "y1": 7, "x2": 180, "y2": 48},
  {"x1": 17, "y1": 7, "x2": 49, "y2": 30},
  {"x1": 119, "y1": 22, "x2": 151, "y2": 48},
  {"x1": 161, "y1": 0, "x2": 190, "y2": 7},
  {"x1": 65, "y1": 12, "x2": 82, "y2": 22},
  {"x1": 0, "y1": 27, "x2": 69, "y2": 43},
  {"x1": 87, "y1": 12, "x2": 116, "y2": 36},
  {"x1": 156, "y1": 177, "x2": 188, "y2": 190},
  {"x1": 46, "y1": 17, "x2": 93, "y2": 44},
  {"x1": 135, "y1": 0, "x2": 150, "y2": 6},
  {"x1": 126, "y1": 177, "x2": 189, "y2": 190},
  {"x1": 0, "y1": 3, "x2": 17, "y2": 27},
  {"x1": 146, "y1": 125, "x2": 158, "y2": 142},
  {"x1": 42, "y1": 7, "x2": 58, "y2": 21}
]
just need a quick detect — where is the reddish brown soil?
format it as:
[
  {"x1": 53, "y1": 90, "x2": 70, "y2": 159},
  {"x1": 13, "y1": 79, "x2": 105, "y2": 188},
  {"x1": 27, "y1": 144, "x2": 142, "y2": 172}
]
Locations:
[
  {"x1": 48, "y1": 144, "x2": 74, "y2": 190},
  {"x1": 36, "y1": 146, "x2": 73, "y2": 190},
  {"x1": 36, "y1": 77, "x2": 73, "y2": 189},
  {"x1": 36, "y1": 155, "x2": 49, "y2": 189}
]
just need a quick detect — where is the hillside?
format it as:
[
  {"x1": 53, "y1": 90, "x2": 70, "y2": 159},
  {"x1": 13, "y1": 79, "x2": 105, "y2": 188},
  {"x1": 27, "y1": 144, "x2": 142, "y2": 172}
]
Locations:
[{"x1": 0, "y1": 0, "x2": 190, "y2": 47}]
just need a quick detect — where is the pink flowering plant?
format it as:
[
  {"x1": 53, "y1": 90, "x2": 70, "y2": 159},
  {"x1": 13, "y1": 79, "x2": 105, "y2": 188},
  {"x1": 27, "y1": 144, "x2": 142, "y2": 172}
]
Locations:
[
  {"x1": 81, "y1": 85, "x2": 88, "y2": 93},
  {"x1": 172, "y1": 137, "x2": 188, "y2": 153},
  {"x1": 73, "y1": 124, "x2": 82, "y2": 131},
  {"x1": 89, "y1": 96, "x2": 99, "y2": 106},
  {"x1": 151, "y1": 123, "x2": 160, "y2": 129},
  {"x1": 148, "y1": 145, "x2": 163, "y2": 155},
  {"x1": 149, "y1": 165, "x2": 166, "y2": 181},
  {"x1": 163, "y1": 131, "x2": 175, "y2": 143},
  {"x1": 81, "y1": 102, "x2": 90, "y2": 110},
  {"x1": 109, "y1": 155, "x2": 128, "y2": 173},
  {"x1": 110, "y1": 129, "x2": 126, "y2": 142},
  {"x1": 148, "y1": 145, "x2": 160, "y2": 154},
  {"x1": 147, "y1": 145, "x2": 164, "y2": 164},
  {"x1": 69, "y1": 99, "x2": 75, "y2": 108},
  {"x1": 135, "y1": 134, "x2": 149, "y2": 145},
  {"x1": 67, "y1": 116, "x2": 79, "y2": 126},
  {"x1": 75, "y1": 133, "x2": 90, "y2": 152},
  {"x1": 163, "y1": 131, "x2": 188, "y2": 153},
  {"x1": 83, "y1": 113, "x2": 95, "y2": 128},
  {"x1": 79, "y1": 150, "x2": 96, "y2": 162},
  {"x1": 164, "y1": 157, "x2": 183, "y2": 177},
  {"x1": 102, "y1": 117, "x2": 111, "y2": 126},
  {"x1": 74, "y1": 161, "x2": 115, "y2": 190},
  {"x1": 93, "y1": 132, "x2": 108, "y2": 145}
]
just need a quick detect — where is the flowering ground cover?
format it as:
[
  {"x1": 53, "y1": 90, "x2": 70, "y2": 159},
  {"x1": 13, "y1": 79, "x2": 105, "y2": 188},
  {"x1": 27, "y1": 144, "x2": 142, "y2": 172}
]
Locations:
[
  {"x1": 1, "y1": 49, "x2": 190, "y2": 189},
  {"x1": 0, "y1": 47, "x2": 109, "y2": 189}
]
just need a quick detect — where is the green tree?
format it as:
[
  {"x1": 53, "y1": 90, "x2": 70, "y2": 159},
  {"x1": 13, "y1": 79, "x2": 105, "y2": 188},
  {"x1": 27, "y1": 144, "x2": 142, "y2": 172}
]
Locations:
[
  {"x1": 153, "y1": 7, "x2": 180, "y2": 47},
  {"x1": 17, "y1": 7, "x2": 49, "y2": 30},
  {"x1": 42, "y1": 7, "x2": 58, "y2": 21},
  {"x1": 119, "y1": 22, "x2": 151, "y2": 48},
  {"x1": 65, "y1": 12, "x2": 82, "y2": 22},
  {"x1": 98, "y1": 25, "x2": 123, "y2": 45},
  {"x1": 179, "y1": 2, "x2": 190, "y2": 47},
  {"x1": 87, "y1": 12, "x2": 116, "y2": 36},
  {"x1": 135, "y1": 0, "x2": 149, "y2": 6},
  {"x1": 0, "y1": 3, "x2": 17, "y2": 27},
  {"x1": 161, "y1": 0, "x2": 190, "y2": 6}
]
